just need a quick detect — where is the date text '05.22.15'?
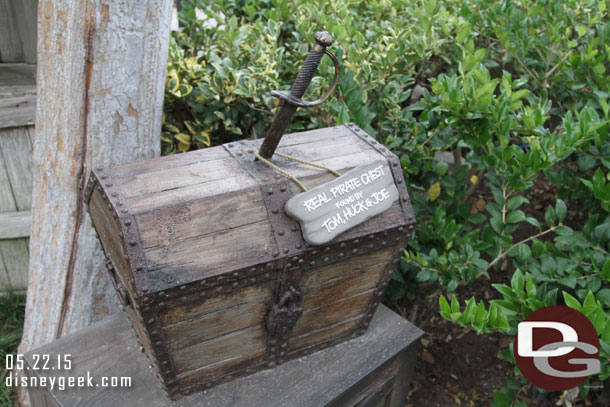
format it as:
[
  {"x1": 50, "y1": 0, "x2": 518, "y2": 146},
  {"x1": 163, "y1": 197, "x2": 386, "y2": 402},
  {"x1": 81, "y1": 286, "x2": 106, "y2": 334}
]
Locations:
[{"x1": 285, "y1": 160, "x2": 399, "y2": 245}]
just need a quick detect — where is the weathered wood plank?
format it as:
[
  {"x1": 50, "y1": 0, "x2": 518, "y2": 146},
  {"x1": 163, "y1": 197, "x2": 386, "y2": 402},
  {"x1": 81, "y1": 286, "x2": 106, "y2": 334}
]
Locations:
[
  {"x1": 0, "y1": 210, "x2": 31, "y2": 239},
  {"x1": 88, "y1": 188, "x2": 136, "y2": 300},
  {"x1": 11, "y1": 0, "x2": 38, "y2": 64},
  {"x1": 302, "y1": 262, "x2": 385, "y2": 310},
  {"x1": 0, "y1": 238, "x2": 29, "y2": 290},
  {"x1": 163, "y1": 288, "x2": 270, "y2": 352},
  {"x1": 145, "y1": 220, "x2": 275, "y2": 285},
  {"x1": 119, "y1": 157, "x2": 245, "y2": 199},
  {"x1": 0, "y1": 126, "x2": 34, "y2": 209},
  {"x1": 293, "y1": 289, "x2": 374, "y2": 336},
  {"x1": 135, "y1": 188, "x2": 267, "y2": 246},
  {"x1": 159, "y1": 283, "x2": 272, "y2": 326},
  {"x1": 172, "y1": 324, "x2": 266, "y2": 374},
  {"x1": 288, "y1": 314, "x2": 363, "y2": 350},
  {"x1": 0, "y1": 94, "x2": 36, "y2": 128},
  {"x1": 23, "y1": 305, "x2": 422, "y2": 407},
  {"x1": 0, "y1": 0, "x2": 23, "y2": 62},
  {"x1": 0, "y1": 63, "x2": 36, "y2": 87},
  {"x1": 301, "y1": 249, "x2": 391, "y2": 287},
  {"x1": 329, "y1": 355, "x2": 401, "y2": 407}
]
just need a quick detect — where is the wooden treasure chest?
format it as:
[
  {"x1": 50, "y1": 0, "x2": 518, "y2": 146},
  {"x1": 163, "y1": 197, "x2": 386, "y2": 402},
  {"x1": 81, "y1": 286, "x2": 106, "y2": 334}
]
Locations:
[{"x1": 85, "y1": 32, "x2": 415, "y2": 399}]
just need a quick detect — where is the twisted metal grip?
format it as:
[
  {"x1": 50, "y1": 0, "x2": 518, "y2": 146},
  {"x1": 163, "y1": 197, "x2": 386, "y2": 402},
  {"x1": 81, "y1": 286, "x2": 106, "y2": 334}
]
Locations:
[{"x1": 257, "y1": 31, "x2": 339, "y2": 159}]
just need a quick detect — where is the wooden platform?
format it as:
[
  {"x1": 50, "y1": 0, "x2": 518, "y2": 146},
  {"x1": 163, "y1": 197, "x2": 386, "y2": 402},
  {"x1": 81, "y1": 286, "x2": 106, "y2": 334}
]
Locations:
[{"x1": 24, "y1": 305, "x2": 423, "y2": 407}]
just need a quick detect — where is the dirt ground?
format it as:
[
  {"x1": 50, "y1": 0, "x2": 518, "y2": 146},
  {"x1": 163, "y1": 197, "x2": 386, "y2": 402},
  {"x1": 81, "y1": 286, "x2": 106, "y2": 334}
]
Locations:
[{"x1": 393, "y1": 173, "x2": 609, "y2": 406}]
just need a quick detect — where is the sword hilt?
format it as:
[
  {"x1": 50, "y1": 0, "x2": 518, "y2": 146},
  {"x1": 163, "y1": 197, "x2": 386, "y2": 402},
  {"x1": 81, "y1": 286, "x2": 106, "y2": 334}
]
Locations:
[{"x1": 258, "y1": 31, "x2": 339, "y2": 159}]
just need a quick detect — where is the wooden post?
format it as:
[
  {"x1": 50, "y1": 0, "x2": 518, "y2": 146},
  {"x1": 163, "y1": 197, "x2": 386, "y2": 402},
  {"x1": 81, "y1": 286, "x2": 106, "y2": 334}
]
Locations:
[{"x1": 19, "y1": 0, "x2": 172, "y2": 371}]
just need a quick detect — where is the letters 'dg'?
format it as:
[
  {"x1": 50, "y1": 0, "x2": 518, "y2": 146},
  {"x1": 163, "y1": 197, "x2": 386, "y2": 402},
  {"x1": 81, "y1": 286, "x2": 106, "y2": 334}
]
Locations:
[{"x1": 514, "y1": 305, "x2": 600, "y2": 390}]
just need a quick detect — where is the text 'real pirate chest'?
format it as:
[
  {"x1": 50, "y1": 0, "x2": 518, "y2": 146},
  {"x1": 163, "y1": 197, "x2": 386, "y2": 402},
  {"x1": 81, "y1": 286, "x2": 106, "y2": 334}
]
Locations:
[{"x1": 85, "y1": 122, "x2": 415, "y2": 399}]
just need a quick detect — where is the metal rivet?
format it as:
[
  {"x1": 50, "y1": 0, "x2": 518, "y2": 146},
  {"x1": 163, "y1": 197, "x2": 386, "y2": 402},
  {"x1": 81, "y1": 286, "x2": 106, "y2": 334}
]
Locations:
[
  {"x1": 267, "y1": 188, "x2": 273, "y2": 195},
  {"x1": 280, "y1": 185, "x2": 287, "y2": 192},
  {"x1": 397, "y1": 179, "x2": 402, "y2": 184},
  {"x1": 393, "y1": 161, "x2": 398, "y2": 167},
  {"x1": 403, "y1": 196, "x2": 408, "y2": 201},
  {"x1": 117, "y1": 201, "x2": 123, "y2": 206},
  {"x1": 312, "y1": 250, "x2": 317, "y2": 255},
  {"x1": 339, "y1": 252, "x2": 344, "y2": 258},
  {"x1": 353, "y1": 248, "x2": 358, "y2": 254},
  {"x1": 382, "y1": 241, "x2": 387, "y2": 246},
  {"x1": 217, "y1": 287, "x2": 223, "y2": 293},
  {"x1": 249, "y1": 267, "x2": 257, "y2": 273},
  {"x1": 298, "y1": 259, "x2": 304, "y2": 264},
  {"x1": 270, "y1": 347, "x2": 276, "y2": 352},
  {"x1": 124, "y1": 220, "x2": 131, "y2": 226},
  {"x1": 283, "y1": 248, "x2": 289, "y2": 254},
  {"x1": 236, "y1": 152, "x2": 242, "y2": 157},
  {"x1": 247, "y1": 149, "x2": 254, "y2": 154},
  {"x1": 291, "y1": 225, "x2": 298, "y2": 232},
  {"x1": 250, "y1": 278, "x2": 256, "y2": 283},
  {"x1": 111, "y1": 192, "x2": 118, "y2": 197},
  {"x1": 264, "y1": 273, "x2": 270, "y2": 278},
  {"x1": 369, "y1": 243, "x2": 374, "y2": 249},
  {"x1": 324, "y1": 257, "x2": 329, "y2": 262},
  {"x1": 310, "y1": 261, "x2": 315, "y2": 266},
  {"x1": 324, "y1": 247, "x2": 331, "y2": 252},
  {"x1": 121, "y1": 209, "x2": 128, "y2": 213},
  {"x1": 233, "y1": 282, "x2": 239, "y2": 288},
  {"x1": 105, "y1": 183, "x2": 113, "y2": 187},
  {"x1": 286, "y1": 263, "x2": 292, "y2": 268},
  {"x1": 275, "y1": 174, "x2": 281, "y2": 179},
  {"x1": 278, "y1": 230, "x2": 285, "y2": 236},
  {"x1": 200, "y1": 292, "x2": 206, "y2": 297},
  {"x1": 233, "y1": 272, "x2": 239, "y2": 278},
  {"x1": 340, "y1": 243, "x2": 346, "y2": 249},
  {"x1": 387, "y1": 268, "x2": 393, "y2": 274},
  {"x1": 180, "y1": 285, "x2": 186, "y2": 290},
  {"x1": 272, "y1": 250, "x2": 279, "y2": 257},
  {"x1": 296, "y1": 243, "x2": 302, "y2": 249},
  {"x1": 228, "y1": 144, "x2": 234, "y2": 148},
  {"x1": 272, "y1": 208, "x2": 279, "y2": 214},
  {"x1": 268, "y1": 362, "x2": 276, "y2": 368},
  {"x1": 96, "y1": 167, "x2": 104, "y2": 171},
  {"x1": 129, "y1": 240, "x2": 137, "y2": 246}
]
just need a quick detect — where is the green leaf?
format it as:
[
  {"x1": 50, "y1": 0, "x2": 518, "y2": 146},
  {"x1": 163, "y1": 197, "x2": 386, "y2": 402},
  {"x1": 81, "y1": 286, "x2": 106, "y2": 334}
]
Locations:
[
  {"x1": 439, "y1": 295, "x2": 451, "y2": 318},
  {"x1": 597, "y1": 288, "x2": 610, "y2": 305},
  {"x1": 602, "y1": 259, "x2": 610, "y2": 281},
  {"x1": 563, "y1": 292, "x2": 582, "y2": 311},
  {"x1": 462, "y1": 297, "x2": 477, "y2": 322},
  {"x1": 493, "y1": 283, "x2": 518, "y2": 300},
  {"x1": 525, "y1": 273, "x2": 536, "y2": 297},
  {"x1": 511, "y1": 269, "x2": 524, "y2": 292},
  {"x1": 506, "y1": 196, "x2": 529, "y2": 211},
  {"x1": 555, "y1": 199, "x2": 567, "y2": 222},
  {"x1": 506, "y1": 210, "x2": 526, "y2": 224},
  {"x1": 451, "y1": 295, "x2": 460, "y2": 313},
  {"x1": 456, "y1": 23, "x2": 471, "y2": 44}
]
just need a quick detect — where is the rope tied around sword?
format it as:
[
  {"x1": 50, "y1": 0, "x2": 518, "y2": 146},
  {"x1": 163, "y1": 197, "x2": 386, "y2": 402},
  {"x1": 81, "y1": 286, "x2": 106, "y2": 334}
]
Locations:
[{"x1": 254, "y1": 151, "x2": 341, "y2": 192}]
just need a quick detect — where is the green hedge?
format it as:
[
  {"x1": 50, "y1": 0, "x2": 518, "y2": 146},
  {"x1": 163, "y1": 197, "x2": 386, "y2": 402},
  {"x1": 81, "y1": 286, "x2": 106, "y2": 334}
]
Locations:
[{"x1": 166, "y1": 1, "x2": 610, "y2": 404}]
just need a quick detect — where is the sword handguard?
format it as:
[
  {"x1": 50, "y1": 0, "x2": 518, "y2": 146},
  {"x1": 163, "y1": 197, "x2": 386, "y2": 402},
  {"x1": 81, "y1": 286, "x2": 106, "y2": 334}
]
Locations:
[{"x1": 257, "y1": 31, "x2": 339, "y2": 159}]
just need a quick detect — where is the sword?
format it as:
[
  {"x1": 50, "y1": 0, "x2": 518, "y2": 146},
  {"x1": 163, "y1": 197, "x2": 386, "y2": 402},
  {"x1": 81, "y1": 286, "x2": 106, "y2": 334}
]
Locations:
[{"x1": 257, "y1": 30, "x2": 340, "y2": 159}]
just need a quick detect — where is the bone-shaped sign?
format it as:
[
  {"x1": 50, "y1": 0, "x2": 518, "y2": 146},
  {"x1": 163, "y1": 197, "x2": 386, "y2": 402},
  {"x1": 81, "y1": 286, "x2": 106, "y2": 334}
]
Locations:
[{"x1": 284, "y1": 160, "x2": 399, "y2": 245}]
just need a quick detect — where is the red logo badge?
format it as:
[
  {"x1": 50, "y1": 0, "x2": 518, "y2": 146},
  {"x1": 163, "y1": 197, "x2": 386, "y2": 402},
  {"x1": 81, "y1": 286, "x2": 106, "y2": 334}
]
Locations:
[{"x1": 514, "y1": 305, "x2": 600, "y2": 391}]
